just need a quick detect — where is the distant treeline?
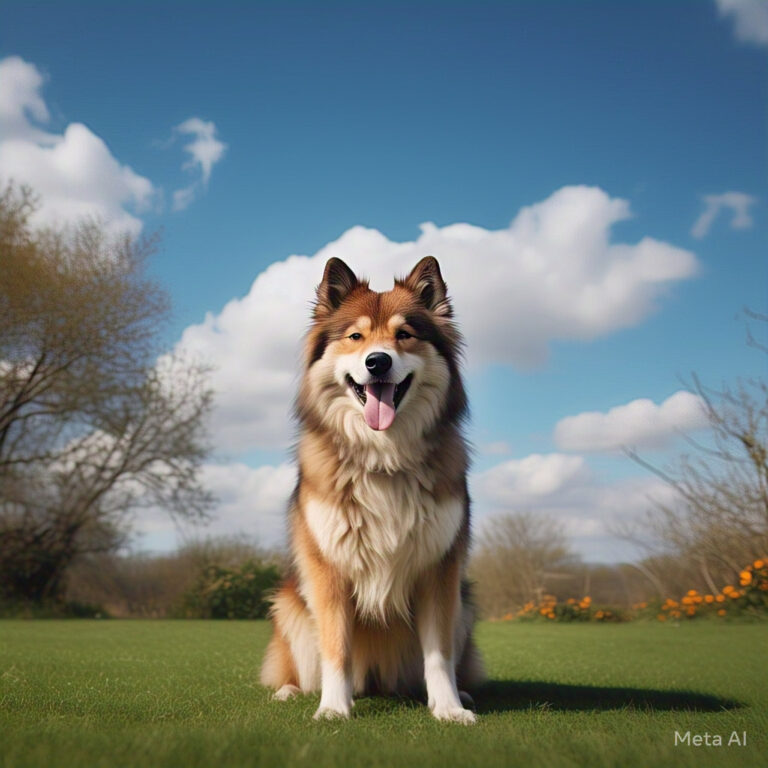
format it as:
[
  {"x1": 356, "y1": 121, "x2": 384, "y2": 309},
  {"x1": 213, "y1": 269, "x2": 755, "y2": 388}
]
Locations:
[
  {"x1": 54, "y1": 538, "x2": 286, "y2": 619},
  {"x1": 0, "y1": 524, "x2": 762, "y2": 620},
  {"x1": 48, "y1": 529, "x2": 753, "y2": 620}
]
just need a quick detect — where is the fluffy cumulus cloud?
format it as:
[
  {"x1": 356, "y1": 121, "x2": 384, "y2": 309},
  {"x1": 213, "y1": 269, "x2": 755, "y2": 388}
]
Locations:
[
  {"x1": 197, "y1": 461, "x2": 296, "y2": 545},
  {"x1": 475, "y1": 453, "x2": 591, "y2": 502},
  {"x1": 134, "y1": 461, "x2": 297, "y2": 550},
  {"x1": 172, "y1": 117, "x2": 227, "y2": 211},
  {"x1": 0, "y1": 56, "x2": 154, "y2": 236},
  {"x1": 554, "y1": 391, "x2": 709, "y2": 453},
  {"x1": 472, "y1": 452, "x2": 679, "y2": 561},
  {"x1": 176, "y1": 185, "x2": 698, "y2": 452},
  {"x1": 715, "y1": 0, "x2": 768, "y2": 47},
  {"x1": 130, "y1": 451, "x2": 673, "y2": 560},
  {"x1": 691, "y1": 191, "x2": 757, "y2": 238}
]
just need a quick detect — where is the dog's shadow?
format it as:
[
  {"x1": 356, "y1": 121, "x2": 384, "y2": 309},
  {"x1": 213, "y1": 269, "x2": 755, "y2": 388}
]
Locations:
[{"x1": 474, "y1": 679, "x2": 741, "y2": 714}]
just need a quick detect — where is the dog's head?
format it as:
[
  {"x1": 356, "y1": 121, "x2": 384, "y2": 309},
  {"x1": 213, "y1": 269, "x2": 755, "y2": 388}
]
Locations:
[{"x1": 298, "y1": 256, "x2": 467, "y2": 443}]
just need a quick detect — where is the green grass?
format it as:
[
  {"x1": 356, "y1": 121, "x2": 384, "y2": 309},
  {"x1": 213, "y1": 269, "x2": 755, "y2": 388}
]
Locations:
[{"x1": 1, "y1": 620, "x2": 766, "y2": 768}]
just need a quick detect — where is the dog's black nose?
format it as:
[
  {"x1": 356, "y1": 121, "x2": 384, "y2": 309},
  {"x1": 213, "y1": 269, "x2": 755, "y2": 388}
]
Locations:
[{"x1": 365, "y1": 352, "x2": 392, "y2": 377}]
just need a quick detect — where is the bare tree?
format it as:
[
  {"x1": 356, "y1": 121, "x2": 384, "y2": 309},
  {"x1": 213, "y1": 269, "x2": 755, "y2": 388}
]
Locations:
[
  {"x1": 624, "y1": 320, "x2": 768, "y2": 592},
  {"x1": 0, "y1": 184, "x2": 213, "y2": 603},
  {"x1": 469, "y1": 510, "x2": 578, "y2": 618}
]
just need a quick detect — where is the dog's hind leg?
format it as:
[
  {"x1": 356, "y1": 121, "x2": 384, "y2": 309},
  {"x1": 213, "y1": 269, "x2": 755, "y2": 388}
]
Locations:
[
  {"x1": 261, "y1": 624, "x2": 298, "y2": 695},
  {"x1": 455, "y1": 585, "x2": 486, "y2": 693},
  {"x1": 260, "y1": 579, "x2": 320, "y2": 697}
]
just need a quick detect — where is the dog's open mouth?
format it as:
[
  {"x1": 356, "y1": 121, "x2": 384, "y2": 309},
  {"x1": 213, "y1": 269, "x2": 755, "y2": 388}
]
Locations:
[{"x1": 346, "y1": 374, "x2": 413, "y2": 431}]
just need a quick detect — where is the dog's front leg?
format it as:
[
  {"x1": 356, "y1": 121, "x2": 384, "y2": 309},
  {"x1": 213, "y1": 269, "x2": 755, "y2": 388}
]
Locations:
[
  {"x1": 416, "y1": 558, "x2": 476, "y2": 725},
  {"x1": 310, "y1": 565, "x2": 354, "y2": 720}
]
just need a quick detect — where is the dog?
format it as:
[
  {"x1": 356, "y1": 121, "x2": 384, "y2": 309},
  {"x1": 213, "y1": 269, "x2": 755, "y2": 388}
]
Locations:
[{"x1": 260, "y1": 255, "x2": 484, "y2": 723}]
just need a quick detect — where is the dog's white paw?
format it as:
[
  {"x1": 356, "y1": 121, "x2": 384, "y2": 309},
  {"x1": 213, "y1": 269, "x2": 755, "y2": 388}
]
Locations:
[
  {"x1": 313, "y1": 704, "x2": 351, "y2": 720},
  {"x1": 432, "y1": 706, "x2": 477, "y2": 725},
  {"x1": 273, "y1": 684, "x2": 301, "y2": 702}
]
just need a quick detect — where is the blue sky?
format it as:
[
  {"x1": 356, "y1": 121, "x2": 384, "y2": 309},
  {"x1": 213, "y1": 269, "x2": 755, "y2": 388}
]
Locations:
[{"x1": 2, "y1": 0, "x2": 766, "y2": 560}]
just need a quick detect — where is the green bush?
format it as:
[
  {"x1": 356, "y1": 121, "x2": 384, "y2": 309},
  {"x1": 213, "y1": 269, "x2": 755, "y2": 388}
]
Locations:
[{"x1": 177, "y1": 560, "x2": 281, "y2": 619}]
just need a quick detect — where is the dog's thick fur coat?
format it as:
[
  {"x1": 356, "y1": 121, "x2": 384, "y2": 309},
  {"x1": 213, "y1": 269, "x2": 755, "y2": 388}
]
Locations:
[{"x1": 260, "y1": 256, "x2": 484, "y2": 723}]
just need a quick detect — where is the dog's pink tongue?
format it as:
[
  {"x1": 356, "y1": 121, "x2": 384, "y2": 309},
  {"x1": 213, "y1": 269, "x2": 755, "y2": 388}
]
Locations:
[{"x1": 364, "y1": 383, "x2": 396, "y2": 430}]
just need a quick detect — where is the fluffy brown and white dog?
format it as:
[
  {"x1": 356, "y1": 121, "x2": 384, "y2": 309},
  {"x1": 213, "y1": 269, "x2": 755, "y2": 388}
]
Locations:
[{"x1": 260, "y1": 256, "x2": 484, "y2": 723}]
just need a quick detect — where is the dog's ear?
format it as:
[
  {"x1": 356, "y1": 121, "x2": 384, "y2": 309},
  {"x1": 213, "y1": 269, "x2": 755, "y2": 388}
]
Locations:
[
  {"x1": 404, "y1": 256, "x2": 452, "y2": 317},
  {"x1": 315, "y1": 258, "x2": 358, "y2": 317}
]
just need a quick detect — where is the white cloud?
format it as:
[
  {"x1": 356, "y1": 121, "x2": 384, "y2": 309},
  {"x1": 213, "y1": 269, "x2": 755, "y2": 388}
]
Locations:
[
  {"x1": 133, "y1": 461, "x2": 296, "y2": 550},
  {"x1": 0, "y1": 55, "x2": 50, "y2": 141},
  {"x1": 472, "y1": 452, "x2": 680, "y2": 562},
  {"x1": 176, "y1": 117, "x2": 226, "y2": 185},
  {"x1": 171, "y1": 117, "x2": 226, "y2": 210},
  {"x1": 131, "y1": 451, "x2": 674, "y2": 561},
  {"x1": 554, "y1": 391, "x2": 709, "y2": 453},
  {"x1": 0, "y1": 56, "x2": 154, "y2": 237},
  {"x1": 476, "y1": 453, "x2": 591, "y2": 503},
  {"x1": 176, "y1": 185, "x2": 697, "y2": 452},
  {"x1": 198, "y1": 461, "x2": 295, "y2": 545},
  {"x1": 172, "y1": 185, "x2": 197, "y2": 212},
  {"x1": 691, "y1": 191, "x2": 757, "y2": 238},
  {"x1": 715, "y1": 0, "x2": 768, "y2": 47}
]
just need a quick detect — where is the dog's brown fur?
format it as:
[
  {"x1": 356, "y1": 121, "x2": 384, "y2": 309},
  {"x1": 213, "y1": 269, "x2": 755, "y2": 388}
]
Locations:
[{"x1": 260, "y1": 256, "x2": 484, "y2": 722}]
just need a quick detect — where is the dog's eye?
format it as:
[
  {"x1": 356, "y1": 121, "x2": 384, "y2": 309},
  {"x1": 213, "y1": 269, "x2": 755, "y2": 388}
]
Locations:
[
  {"x1": 348, "y1": 332, "x2": 363, "y2": 341},
  {"x1": 395, "y1": 330, "x2": 412, "y2": 340}
]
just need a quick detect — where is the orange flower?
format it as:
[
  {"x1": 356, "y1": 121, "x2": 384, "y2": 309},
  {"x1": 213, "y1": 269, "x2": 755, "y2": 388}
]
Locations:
[
  {"x1": 595, "y1": 610, "x2": 604, "y2": 619},
  {"x1": 582, "y1": 596, "x2": 592, "y2": 605},
  {"x1": 753, "y1": 559, "x2": 765, "y2": 569},
  {"x1": 657, "y1": 613, "x2": 666, "y2": 622},
  {"x1": 704, "y1": 595, "x2": 714, "y2": 603},
  {"x1": 722, "y1": 585, "x2": 734, "y2": 594},
  {"x1": 715, "y1": 594, "x2": 726, "y2": 603},
  {"x1": 740, "y1": 570, "x2": 752, "y2": 585},
  {"x1": 717, "y1": 609, "x2": 726, "y2": 616}
]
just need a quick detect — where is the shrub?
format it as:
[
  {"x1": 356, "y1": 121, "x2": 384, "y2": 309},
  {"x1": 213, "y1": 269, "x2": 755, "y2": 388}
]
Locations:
[
  {"x1": 656, "y1": 558, "x2": 768, "y2": 622},
  {"x1": 508, "y1": 594, "x2": 627, "y2": 623},
  {"x1": 177, "y1": 560, "x2": 281, "y2": 619}
]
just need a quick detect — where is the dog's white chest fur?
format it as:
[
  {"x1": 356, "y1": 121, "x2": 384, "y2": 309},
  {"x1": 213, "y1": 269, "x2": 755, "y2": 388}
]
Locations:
[{"x1": 304, "y1": 473, "x2": 463, "y2": 620}]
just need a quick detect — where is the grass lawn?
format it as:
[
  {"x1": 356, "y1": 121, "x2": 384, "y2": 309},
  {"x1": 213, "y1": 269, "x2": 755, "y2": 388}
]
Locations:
[{"x1": 1, "y1": 620, "x2": 766, "y2": 768}]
